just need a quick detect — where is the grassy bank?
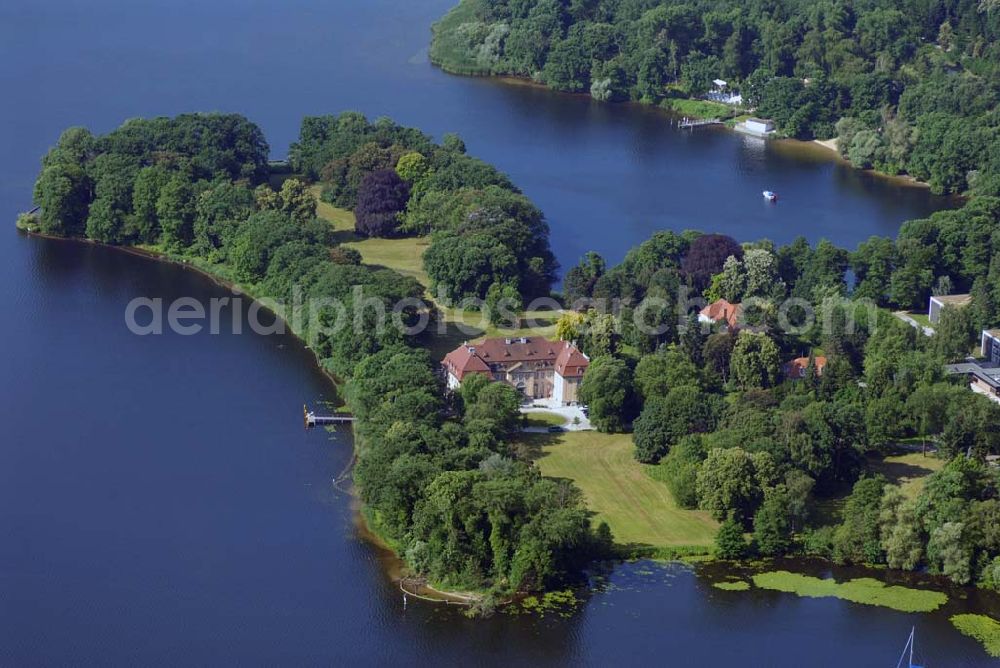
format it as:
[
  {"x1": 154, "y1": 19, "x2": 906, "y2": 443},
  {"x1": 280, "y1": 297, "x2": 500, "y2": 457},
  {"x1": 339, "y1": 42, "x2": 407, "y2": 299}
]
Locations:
[
  {"x1": 951, "y1": 614, "x2": 1000, "y2": 657},
  {"x1": 15, "y1": 212, "x2": 40, "y2": 232},
  {"x1": 660, "y1": 97, "x2": 736, "y2": 120},
  {"x1": 750, "y1": 571, "x2": 947, "y2": 613},
  {"x1": 520, "y1": 431, "x2": 718, "y2": 550},
  {"x1": 904, "y1": 311, "x2": 933, "y2": 329},
  {"x1": 429, "y1": 0, "x2": 491, "y2": 76}
]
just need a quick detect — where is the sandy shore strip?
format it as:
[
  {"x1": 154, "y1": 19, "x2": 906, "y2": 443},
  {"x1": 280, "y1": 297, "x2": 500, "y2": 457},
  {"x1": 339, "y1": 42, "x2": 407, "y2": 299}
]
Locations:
[{"x1": 813, "y1": 138, "x2": 839, "y2": 153}]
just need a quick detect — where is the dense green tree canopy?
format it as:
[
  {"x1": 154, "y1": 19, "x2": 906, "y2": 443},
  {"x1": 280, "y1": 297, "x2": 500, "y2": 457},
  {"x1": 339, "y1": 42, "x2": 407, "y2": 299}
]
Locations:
[
  {"x1": 633, "y1": 386, "x2": 720, "y2": 463},
  {"x1": 290, "y1": 113, "x2": 556, "y2": 301},
  {"x1": 433, "y1": 0, "x2": 1000, "y2": 192},
  {"x1": 579, "y1": 355, "x2": 634, "y2": 433}
]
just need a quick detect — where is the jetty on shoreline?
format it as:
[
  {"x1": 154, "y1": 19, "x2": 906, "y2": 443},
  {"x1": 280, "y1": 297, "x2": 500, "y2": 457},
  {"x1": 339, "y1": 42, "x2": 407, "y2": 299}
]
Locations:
[
  {"x1": 678, "y1": 117, "x2": 722, "y2": 129},
  {"x1": 303, "y1": 404, "x2": 355, "y2": 428}
]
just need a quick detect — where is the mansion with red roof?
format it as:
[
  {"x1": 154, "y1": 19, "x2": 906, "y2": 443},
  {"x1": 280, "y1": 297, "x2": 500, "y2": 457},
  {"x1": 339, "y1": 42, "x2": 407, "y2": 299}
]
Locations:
[
  {"x1": 698, "y1": 298, "x2": 743, "y2": 331},
  {"x1": 442, "y1": 337, "x2": 590, "y2": 405}
]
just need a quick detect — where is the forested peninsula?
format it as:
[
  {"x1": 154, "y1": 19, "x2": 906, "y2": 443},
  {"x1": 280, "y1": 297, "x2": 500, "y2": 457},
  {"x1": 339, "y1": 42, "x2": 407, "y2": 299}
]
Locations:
[
  {"x1": 19, "y1": 112, "x2": 609, "y2": 604},
  {"x1": 18, "y1": 104, "x2": 1000, "y2": 620},
  {"x1": 431, "y1": 0, "x2": 1000, "y2": 195}
]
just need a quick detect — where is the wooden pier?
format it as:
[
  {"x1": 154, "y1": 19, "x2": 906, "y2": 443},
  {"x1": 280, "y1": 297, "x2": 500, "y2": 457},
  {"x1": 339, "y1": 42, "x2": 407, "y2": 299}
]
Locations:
[
  {"x1": 303, "y1": 404, "x2": 356, "y2": 428},
  {"x1": 678, "y1": 117, "x2": 722, "y2": 129}
]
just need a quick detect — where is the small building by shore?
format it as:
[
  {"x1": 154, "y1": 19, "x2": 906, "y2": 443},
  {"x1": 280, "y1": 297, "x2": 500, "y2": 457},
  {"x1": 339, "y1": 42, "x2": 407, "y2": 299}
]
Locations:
[{"x1": 735, "y1": 117, "x2": 776, "y2": 138}]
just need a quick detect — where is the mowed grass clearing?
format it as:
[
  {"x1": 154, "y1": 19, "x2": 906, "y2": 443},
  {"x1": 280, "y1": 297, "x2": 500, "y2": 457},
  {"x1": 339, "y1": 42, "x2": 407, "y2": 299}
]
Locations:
[
  {"x1": 311, "y1": 189, "x2": 563, "y2": 357},
  {"x1": 904, "y1": 311, "x2": 933, "y2": 329},
  {"x1": 311, "y1": 186, "x2": 432, "y2": 286},
  {"x1": 868, "y1": 450, "x2": 944, "y2": 499},
  {"x1": 521, "y1": 431, "x2": 717, "y2": 548},
  {"x1": 814, "y1": 449, "x2": 944, "y2": 526},
  {"x1": 523, "y1": 411, "x2": 567, "y2": 429},
  {"x1": 311, "y1": 186, "x2": 356, "y2": 233},
  {"x1": 345, "y1": 235, "x2": 433, "y2": 285}
]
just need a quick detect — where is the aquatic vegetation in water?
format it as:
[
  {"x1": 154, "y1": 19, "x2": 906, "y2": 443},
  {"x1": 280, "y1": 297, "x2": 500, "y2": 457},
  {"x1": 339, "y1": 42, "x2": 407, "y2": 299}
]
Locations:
[
  {"x1": 509, "y1": 589, "x2": 581, "y2": 617},
  {"x1": 751, "y1": 571, "x2": 947, "y2": 613},
  {"x1": 712, "y1": 581, "x2": 751, "y2": 591},
  {"x1": 950, "y1": 614, "x2": 1000, "y2": 657}
]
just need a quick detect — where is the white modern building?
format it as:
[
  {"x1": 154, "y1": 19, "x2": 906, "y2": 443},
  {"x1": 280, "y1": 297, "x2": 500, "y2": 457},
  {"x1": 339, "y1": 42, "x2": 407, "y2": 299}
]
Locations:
[
  {"x1": 735, "y1": 117, "x2": 776, "y2": 137},
  {"x1": 928, "y1": 293, "x2": 972, "y2": 324}
]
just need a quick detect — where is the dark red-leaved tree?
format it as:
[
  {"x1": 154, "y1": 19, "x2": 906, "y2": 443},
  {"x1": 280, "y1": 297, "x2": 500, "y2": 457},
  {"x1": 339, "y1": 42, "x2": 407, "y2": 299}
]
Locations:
[
  {"x1": 354, "y1": 169, "x2": 410, "y2": 237},
  {"x1": 681, "y1": 233, "x2": 743, "y2": 290}
]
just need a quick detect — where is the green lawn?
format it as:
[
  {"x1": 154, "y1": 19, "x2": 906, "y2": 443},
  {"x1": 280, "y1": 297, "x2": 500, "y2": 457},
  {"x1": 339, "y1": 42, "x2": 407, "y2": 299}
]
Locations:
[
  {"x1": 311, "y1": 190, "x2": 563, "y2": 358},
  {"x1": 906, "y1": 311, "x2": 933, "y2": 329},
  {"x1": 868, "y1": 449, "x2": 944, "y2": 499},
  {"x1": 521, "y1": 431, "x2": 718, "y2": 548},
  {"x1": 812, "y1": 449, "x2": 943, "y2": 527},
  {"x1": 344, "y1": 235, "x2": 433, "y2": 285},
  {"x1": 523, "y1": 411, "x2": 567, "y2": 429},
  {"x1": 661, "y1": 97, "x2": 735, "y2": 119},
  {"x1": 311, "y1": 186, "x2": 354, "y2": 229}
]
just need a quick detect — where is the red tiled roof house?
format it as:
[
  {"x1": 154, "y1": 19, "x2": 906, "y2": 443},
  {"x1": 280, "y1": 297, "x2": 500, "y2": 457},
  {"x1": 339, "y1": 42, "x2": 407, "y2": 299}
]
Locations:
[
  {"x1": 441, "y1": 336, "x2": 589, "y2": 405},
  {"x1": 783, "y1": 355, "x2": 827, "y2": 380},
  {"x1": 698, "y1": 298, "x2": 743, "y2": 331}
]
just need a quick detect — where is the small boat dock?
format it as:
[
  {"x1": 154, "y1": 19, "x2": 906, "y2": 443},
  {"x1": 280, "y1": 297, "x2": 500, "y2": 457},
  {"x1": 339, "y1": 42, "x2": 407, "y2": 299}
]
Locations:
[
  {"x1": 303, "y1": 404, "x2": 356, "y2": 428},
  {"x1": 678, "y1": 117, "x2": 722, "y2": 129}
]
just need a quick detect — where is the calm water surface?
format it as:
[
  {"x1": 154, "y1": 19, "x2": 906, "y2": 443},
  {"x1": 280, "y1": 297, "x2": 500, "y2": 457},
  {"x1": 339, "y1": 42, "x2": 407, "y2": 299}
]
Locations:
[{"x1": 0, "y1": 1, "x2": 993, "y2": 665}]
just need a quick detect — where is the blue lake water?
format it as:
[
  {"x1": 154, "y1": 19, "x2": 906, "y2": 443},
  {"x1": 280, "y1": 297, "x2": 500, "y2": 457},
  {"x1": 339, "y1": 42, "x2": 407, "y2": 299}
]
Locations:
[{"x1": 0, "y1": 1, "x2": 992, "y2": 665}]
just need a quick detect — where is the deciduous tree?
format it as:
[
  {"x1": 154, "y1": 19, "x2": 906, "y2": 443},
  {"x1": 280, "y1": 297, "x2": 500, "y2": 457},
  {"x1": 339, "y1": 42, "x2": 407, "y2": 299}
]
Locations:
[
  {"x1": 578, "y1": 356, "x2": 633, "y2": 433},
  {"x1": 354, "y1": 169, "x2": 410, "y2": 237},
  {"x1": 730, "y1": 331, "x2": 782, "y2": 390}
]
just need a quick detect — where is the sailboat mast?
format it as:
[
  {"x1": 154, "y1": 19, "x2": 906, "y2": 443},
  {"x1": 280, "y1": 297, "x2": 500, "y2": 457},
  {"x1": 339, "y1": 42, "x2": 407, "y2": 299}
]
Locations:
[{"x1": 896, "y1": 627, "x2": 915, "y2": 668}]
